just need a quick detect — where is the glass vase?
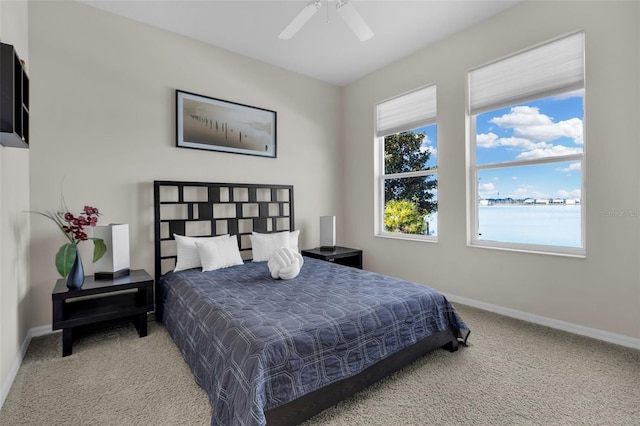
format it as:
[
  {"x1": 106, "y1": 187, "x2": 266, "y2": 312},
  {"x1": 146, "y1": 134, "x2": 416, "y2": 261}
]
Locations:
[{"x1": 66, "y1": 251, "x2": 85, "y2": 290}]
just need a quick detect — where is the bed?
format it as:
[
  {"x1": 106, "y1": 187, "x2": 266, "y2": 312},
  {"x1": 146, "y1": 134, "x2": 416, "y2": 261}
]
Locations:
[{"x1": 154, "y1": 180, "x2": 469, "y2": 426}]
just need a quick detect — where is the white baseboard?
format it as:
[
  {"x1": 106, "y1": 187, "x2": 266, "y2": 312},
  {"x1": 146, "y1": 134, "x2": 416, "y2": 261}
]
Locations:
[
  {"x1": 444, "y1": 293, "x2": 640, "y2": 350},
  {"x1": 0, "y1": 324, "x2": 52, "y2": 410}
]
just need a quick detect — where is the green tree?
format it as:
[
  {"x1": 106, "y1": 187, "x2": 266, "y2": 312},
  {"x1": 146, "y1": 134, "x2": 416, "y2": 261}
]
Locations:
[
  {"x1": 384, "y1": 200, "x2": 427, "y2": 234},
  {"x1": 384, "y1": 130, "x2": 437, "y2": 216}
]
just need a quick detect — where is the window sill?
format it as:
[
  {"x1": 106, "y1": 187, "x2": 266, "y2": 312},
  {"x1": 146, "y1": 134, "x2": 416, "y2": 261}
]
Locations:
[
  {"x1": 468, "y1": 240, "x2": 586, "y2": 258},
  {"x1": 375, "y1": 232, "x2": 438, "y2": 243}
]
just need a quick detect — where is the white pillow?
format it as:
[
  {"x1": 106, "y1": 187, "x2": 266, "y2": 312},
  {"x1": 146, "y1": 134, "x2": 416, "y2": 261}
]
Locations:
[
  {"x1": 174, "y1": 234, "x2": 229, "y2": 272},
  {"x1": 289, "y1": 229, "x2": 300, "y2": 252},
  {"x1": 250, "y1": 231, "x2": 291, "y2": 262},
  {"x1": 195, "y1": 236, "x2": 244, "y2": 272}
]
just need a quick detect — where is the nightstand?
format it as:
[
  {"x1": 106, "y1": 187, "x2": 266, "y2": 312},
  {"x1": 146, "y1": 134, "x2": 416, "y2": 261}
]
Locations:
[
  {"x1": 301, "y1": 246, "x2": 363, "y2": 269},
  {"x1": 51, "y1": 269, "x2": 154, "y2": 357}
]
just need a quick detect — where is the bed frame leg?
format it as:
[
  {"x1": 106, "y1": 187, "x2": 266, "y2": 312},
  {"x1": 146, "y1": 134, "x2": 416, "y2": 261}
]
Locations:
[{"x1": 443, "y1": 337, "x2": 459, "y2": 352}]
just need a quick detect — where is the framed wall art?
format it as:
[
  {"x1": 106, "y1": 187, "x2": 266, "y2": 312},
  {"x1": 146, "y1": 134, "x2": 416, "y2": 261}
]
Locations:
[{"x1": 176, "y1": 90, "x2": 277, "y2": 158}]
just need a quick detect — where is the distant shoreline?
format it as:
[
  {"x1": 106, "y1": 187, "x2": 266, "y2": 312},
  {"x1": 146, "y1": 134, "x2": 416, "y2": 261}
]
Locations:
[{"x1": 480, "y1": 198, "x2": 581, "y2": 206}]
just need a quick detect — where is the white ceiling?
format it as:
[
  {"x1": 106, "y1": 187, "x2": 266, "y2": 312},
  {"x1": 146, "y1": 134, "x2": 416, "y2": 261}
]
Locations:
[{"x1": 81, "y1": 0, "x2": 520, "y2": 86}]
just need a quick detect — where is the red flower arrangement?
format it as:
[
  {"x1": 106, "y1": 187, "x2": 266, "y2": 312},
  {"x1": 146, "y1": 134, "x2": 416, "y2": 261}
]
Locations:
[
  {"x1": 31, "y1": 203, "x2": 106, "y2": 277},
  {"x1": 61, "y1": 206, "x2": 100, "y2": 243}
]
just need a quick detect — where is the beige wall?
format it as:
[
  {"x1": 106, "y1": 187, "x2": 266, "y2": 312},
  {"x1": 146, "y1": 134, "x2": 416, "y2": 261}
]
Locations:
[
  {"x1": 343, "y1": 1, "x2": 640, "y2": 340},
  {"x1": 0, "y1": 0, "x2": 31, "y2": 407},
  {"x1": 27, "y1": 1, "x2": 343, "y2": 328},
  {"x1": 2, "y1": 0, "x2": 638, "y2": 403}
]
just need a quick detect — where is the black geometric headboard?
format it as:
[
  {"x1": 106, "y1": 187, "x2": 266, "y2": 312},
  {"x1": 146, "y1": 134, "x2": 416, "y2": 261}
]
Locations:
[{"x1": 153, "y1": 180, "x2": 295, "y2": 284}]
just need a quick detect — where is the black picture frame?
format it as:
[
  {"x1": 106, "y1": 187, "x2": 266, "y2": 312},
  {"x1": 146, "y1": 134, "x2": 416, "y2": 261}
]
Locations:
[{"x1": 176, "y1": 90, "x2": 277, "y2": 158}]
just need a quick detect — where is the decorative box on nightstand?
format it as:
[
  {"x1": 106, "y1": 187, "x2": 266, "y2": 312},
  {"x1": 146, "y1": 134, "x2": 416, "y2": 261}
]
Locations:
[{"x1": 301, "y1": 246, "x2": 363, "y2": 269}]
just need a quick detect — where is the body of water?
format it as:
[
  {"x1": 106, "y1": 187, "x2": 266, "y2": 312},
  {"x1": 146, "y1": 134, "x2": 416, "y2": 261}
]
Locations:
[{"x1": 478, "y1": 204, "x2": 582, "y2": 248}]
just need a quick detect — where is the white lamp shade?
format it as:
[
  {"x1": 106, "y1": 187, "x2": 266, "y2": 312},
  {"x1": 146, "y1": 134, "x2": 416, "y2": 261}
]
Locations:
[
  {"x1": 94, "y1": 224, "x2": 130, "y2": 278},
  {"x1": 320, "y1": 216, "x2": 336, "y2": 250}
]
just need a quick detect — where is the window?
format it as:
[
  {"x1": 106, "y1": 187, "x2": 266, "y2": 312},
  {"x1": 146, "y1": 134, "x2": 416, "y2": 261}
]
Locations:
[
  {"x1": 376, "y1": 85, "x2": 438, "y2": 240},
  {"x1": 468, "y1": 32, "x2": 585, "y2": 256}
]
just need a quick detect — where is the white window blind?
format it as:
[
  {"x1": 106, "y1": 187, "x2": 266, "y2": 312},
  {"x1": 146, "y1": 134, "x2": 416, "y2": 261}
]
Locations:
[
  {"x1": 376, "y1": 85, "x2": 437, "y2": 137},
  {"x1": 469, "y1": 31, "x2": 584, "y2": 115}
]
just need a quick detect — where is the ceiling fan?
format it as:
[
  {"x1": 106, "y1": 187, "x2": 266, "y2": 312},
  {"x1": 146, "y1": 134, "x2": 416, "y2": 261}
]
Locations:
[{"x1": 278, "y1": 0, "x2": 374, "y2": 41}]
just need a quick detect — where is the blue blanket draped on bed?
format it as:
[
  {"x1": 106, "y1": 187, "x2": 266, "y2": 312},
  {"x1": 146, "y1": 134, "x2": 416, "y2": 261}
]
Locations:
[{"x1": 160, "y1": 257, "x2": 469, "y2": 426}]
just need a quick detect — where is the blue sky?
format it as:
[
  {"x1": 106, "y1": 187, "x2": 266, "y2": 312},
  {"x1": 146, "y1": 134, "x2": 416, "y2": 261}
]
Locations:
[
  {"x1": 475, "y1": 90, "x2": 584, "y2": 200},
  {"x1": 410, "y1": 89, "x2": 583, "y2": 201},
  {"x1": 416, "y1": 124, "x2": 438, "y2": 169}
]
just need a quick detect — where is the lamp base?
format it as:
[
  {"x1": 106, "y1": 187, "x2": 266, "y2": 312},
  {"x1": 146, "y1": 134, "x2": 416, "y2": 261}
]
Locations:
[
  {"x1": 95, "y1": 268, "x2": 130, "y2": 280},
  {"x1": 320, "y1": 246, "x2": 336, "y2": 252}
]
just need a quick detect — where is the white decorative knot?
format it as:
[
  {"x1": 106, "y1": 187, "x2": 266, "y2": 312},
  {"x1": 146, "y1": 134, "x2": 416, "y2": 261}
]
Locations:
[{"x1": 268, "y1": 248, "x2": 304, "y2": 280}]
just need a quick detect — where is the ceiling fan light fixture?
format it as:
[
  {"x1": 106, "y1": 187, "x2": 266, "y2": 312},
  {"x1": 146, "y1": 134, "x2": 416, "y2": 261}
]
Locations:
[
  {"x1": 278, "y1": 1, "x2": 322, "y2": 40},
  {"x1": 336, "y1": 0, "x2": 374, "y2": 41}
]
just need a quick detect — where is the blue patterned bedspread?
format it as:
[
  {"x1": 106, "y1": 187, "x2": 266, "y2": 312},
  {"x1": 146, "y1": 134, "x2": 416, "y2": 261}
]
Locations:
[{"x1": 160, "y1": 257, "x2": 469, "y2": 426}]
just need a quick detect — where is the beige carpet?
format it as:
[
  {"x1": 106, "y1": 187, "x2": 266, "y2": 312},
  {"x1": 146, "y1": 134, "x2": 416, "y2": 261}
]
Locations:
[{"x1": 1, "y1": 304, "x2": 638, "y2": 425}]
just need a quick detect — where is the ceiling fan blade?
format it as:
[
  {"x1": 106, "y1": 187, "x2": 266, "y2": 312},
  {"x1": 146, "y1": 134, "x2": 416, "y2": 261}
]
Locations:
[
  {"x1": 336, "y1": 1, "x2": 373, "y2": 41},
  {"x1": 278, "y1": 1, "x2": 322, "y2": 40}
]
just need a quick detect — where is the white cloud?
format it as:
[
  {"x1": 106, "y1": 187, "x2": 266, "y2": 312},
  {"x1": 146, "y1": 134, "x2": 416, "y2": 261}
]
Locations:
[
  {"x1": 514, "y1": 117, "x2": 583, "y2": 145},
  {"x1": 489, "y1": 105, "x2": 583, "y2": 146},
  {"x1": 511, "y1": 187, "x2": 530, "y2": 197},
  {"x1": 491, "y1": 106, "x2": 553, "y2": 127},
  {"x1": 476, "y1": 133, "x2": 551, "y2": 151},
  {"x1": 510, "y1": 186, "x2": 548, "y2": 199},
  {"x1": 421, "y1": 145, "x2": 437, "y2": 157},
  {"x1": 480, "y1": 182, "x2": 496, "y2": 191},
  {"x1": 478, "y1": 182, "x2": 497, "y2": 199},
  {"x1": 516, "y1": 145, "x2": 583, "y2": 160},
  {"x1": 495, "y1": 137, "x2": 548, "y2": 149},
  {"x1": 557, "y1": 162, "x2": 581, "y2": 173},
  {"x1": 557, "y1": 189, "x2": 581, "y2": 198},
  {"x1": 476, "y1": 132, "x2": 498, "y2": 148},
  {"x1": 419, "y1": 135, "x2": 437, "y2": 158}
]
